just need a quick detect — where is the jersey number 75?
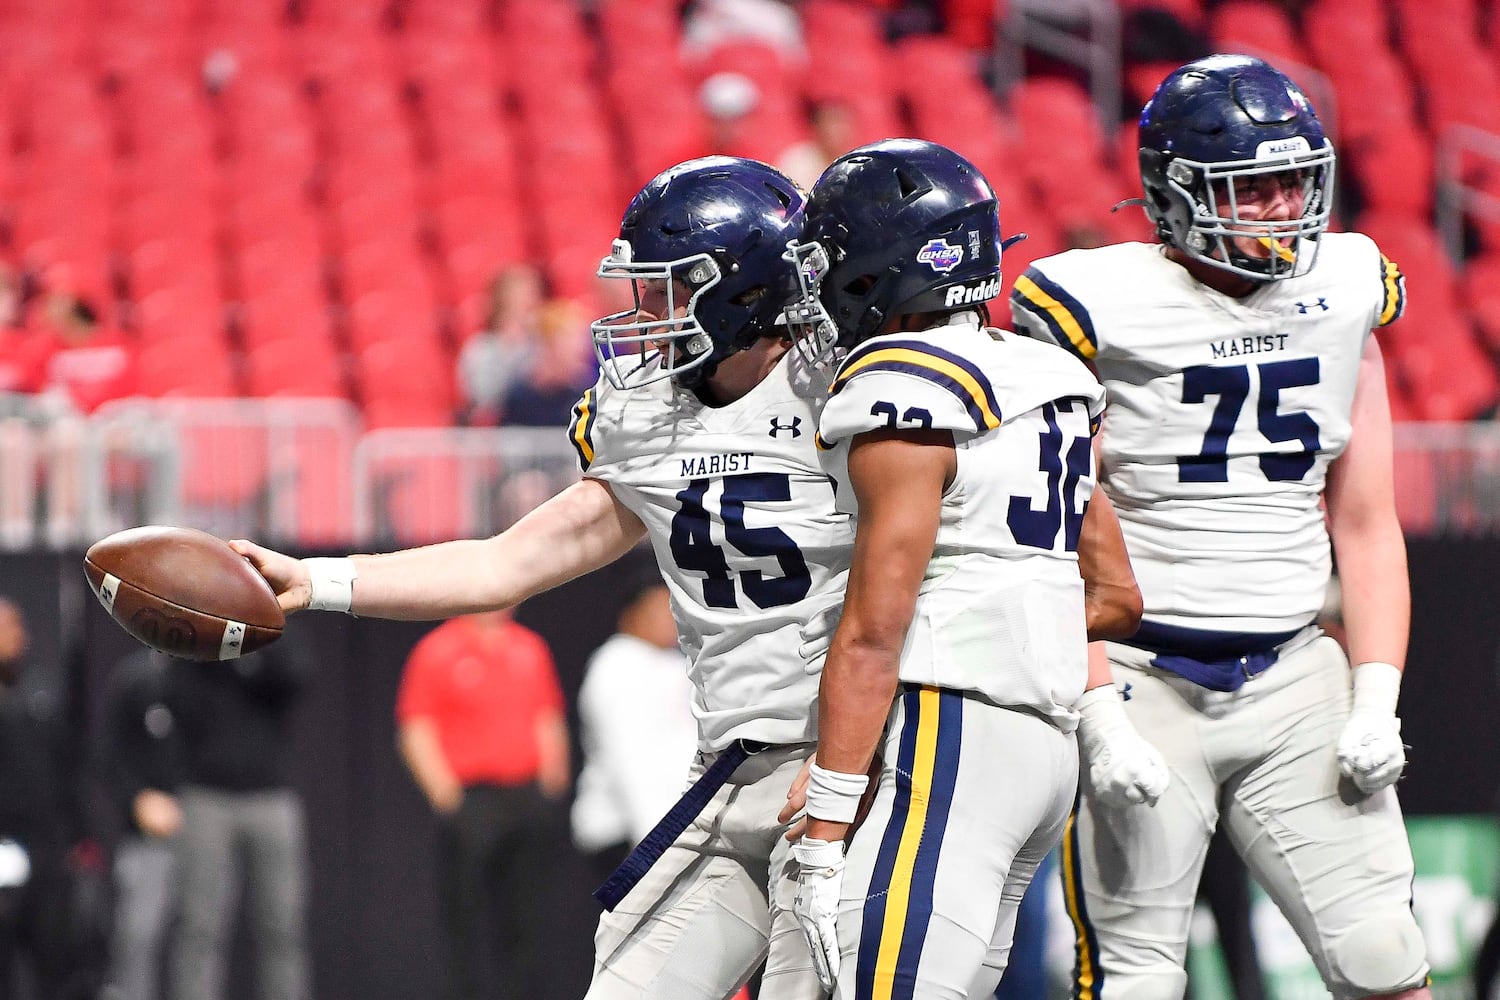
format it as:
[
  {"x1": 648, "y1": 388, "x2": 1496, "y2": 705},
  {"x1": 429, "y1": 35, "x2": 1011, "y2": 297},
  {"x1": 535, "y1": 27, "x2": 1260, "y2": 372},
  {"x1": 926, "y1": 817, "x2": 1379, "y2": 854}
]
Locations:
[{"x1": 1178, "y1": 359, "x2": 1321, "y2": 482}]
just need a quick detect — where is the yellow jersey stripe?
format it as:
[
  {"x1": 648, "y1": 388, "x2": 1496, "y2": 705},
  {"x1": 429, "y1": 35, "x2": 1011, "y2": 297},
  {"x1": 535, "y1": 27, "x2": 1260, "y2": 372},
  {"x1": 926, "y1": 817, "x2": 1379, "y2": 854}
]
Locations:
[
  {"x1": 1061, "y1": 811, "x2": 1097, "y2": 1000},
  {"x1": 871, "y1": 685, "x2": 942, "y2": 999},
  {"x1": 1013, "y1": 274, "x2": 1098, "y2": 360},
  {"x1": 833, "y1": 348, "x2": 1001, "y2": 430},
  {"x1": 570, "y1": 388, "x2": 596, "y2": 469},
  {"x1": 1379, "y1": 253, "x2": 1405, "y2": 327}
]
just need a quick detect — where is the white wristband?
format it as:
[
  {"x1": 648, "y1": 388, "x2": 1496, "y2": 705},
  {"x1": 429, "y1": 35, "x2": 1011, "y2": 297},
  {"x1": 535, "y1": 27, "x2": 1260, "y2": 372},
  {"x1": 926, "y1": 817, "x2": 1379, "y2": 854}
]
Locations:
[
  {"x1": 1351, "y1": 661, "x2": 1402, "y2": 716},
  {"x1": 305, "y1": 557, "x2": 358, "y2": 613},
  {"x1": 806, "y1": 761, "x2": 869, "y2": 824}
]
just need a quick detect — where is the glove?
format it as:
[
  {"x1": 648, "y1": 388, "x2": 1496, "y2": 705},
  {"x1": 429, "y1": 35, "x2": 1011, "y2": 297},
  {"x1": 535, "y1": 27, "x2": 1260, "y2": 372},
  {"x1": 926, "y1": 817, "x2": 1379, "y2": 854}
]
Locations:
[
  {"x1": 797, "y1": 602, "x2": 844, "y2": 667},
  {"x1": 791, "y1": 837, "x2": 845, "y2": 993},
  {"x1": 1337, "y1": 661, "x2": 1406, "y2": 794},
  {"x1": 1077, "y1": 685, "x2": 1170, "y2": 808}
]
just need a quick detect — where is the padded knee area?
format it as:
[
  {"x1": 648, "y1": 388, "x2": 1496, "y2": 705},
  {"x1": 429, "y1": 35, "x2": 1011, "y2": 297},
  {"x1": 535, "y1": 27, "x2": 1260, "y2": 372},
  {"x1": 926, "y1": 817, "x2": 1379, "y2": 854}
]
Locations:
[
  {"x1": 1087, "y1": 965, "x2": 1186, "y2": 1000},
  {"x1": 1324, "y1": 911, "x2": 1428, "y2": 997}
]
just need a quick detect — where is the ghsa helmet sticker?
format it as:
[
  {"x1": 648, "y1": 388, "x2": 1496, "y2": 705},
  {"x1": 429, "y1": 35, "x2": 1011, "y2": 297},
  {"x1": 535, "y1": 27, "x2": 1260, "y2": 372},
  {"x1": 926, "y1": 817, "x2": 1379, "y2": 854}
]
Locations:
[{"x1": 917, "y1": 238, "x2": 964, "y2": 274}]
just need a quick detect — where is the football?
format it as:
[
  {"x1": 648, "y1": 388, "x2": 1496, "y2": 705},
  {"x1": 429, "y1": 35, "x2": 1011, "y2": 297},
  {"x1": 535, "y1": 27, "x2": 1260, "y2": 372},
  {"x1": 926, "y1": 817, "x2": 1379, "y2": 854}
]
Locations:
[{"x1": 84, "y1": 525, "x2": 284, "y2": 661}]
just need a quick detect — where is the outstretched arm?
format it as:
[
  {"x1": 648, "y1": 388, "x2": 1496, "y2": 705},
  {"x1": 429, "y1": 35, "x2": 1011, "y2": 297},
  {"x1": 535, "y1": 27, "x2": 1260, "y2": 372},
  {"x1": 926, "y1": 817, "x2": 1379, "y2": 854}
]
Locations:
[{"x1": 232, "y1": 477, "x2": 647, "y2": 621}]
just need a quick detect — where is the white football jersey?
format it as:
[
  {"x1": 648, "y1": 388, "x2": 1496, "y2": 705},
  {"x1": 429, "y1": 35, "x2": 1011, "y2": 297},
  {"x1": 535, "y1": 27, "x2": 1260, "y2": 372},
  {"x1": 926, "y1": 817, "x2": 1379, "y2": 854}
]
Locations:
[
  {"x1": 1010, "y1": 234, "x2": 1406, "y2": 636},
  {"x1": 568, "y1": 351, "x2": 852, "y2": 751},
  {"x1": 816, "y1": 316, "x2": 1105, "y2": 731}
]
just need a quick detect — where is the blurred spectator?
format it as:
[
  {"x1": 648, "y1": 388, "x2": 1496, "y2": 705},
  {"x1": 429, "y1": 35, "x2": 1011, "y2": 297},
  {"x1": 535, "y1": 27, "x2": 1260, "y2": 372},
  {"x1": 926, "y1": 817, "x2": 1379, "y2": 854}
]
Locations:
[
  {"x1": 778, "y1": 100, "x2": 858, "y2": 191},
  {"x1": 36, "y1": 293, "x2": 136, "y2": 416},
  {"x1": 0, "y1": 265, "x2": 51, "y2": 397},
  {"x1": 396, "y1": 609, "x2": 570, "y2": 1000},
  {"x1": 700, "y1": 71, "x2": 762, "y2": 155},
  {"x1": 456, "y1": 264, "x2": 546, "y2": 426},
  {"x1": 681, "y1": 0, "x2": 806, "y2": 63},
  {"x1": 0, "y1": 597, "x2": 81, "y2": 999},
  {"x1": 570, "y1": 567, "x2": 695, "y2": 883},
  {"x1": 498, "y1": 300, "x2": 598, "y2": 427},
  {"x1": 167, "y1": 642, "x2": 314, "y2": 1000},
  {"x1": 97, "y1": 648, "x2": 183, "y2": 1000}
]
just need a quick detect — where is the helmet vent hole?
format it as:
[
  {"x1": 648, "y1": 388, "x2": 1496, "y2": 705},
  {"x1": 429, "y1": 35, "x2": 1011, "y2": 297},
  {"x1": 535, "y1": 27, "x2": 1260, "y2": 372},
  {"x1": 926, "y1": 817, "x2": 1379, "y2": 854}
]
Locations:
[
  {"x1": 729, "y1": 286, "x2": 766, "y2": 306},
  {"x1": 844, "y1": 275, "x2": 877, "y2": 296},
  {"x1": 894, "y1": 167, "x2": 920, "y2": 199}
]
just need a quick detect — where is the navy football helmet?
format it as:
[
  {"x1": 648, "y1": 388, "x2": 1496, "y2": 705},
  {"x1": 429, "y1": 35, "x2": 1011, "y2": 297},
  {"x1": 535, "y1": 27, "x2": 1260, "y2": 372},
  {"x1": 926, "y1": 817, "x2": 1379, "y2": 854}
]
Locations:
[
  {"x1": 590, "y1": 156, "x2": 805, "y2": 388},
  {"x1": 785, "y1": 138, "x2": 1002, "y2": 357},
  {"x1": 1139, "y1": 53, "x2": 1336, "y2": 281}
]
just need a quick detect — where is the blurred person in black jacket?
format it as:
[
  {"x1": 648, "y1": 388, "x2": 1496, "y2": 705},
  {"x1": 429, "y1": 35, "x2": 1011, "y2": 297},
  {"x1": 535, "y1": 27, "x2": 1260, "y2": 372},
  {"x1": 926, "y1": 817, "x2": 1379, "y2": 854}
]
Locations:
[
  {"x1": 166, "y1": 639, "x2": 313, "y2": 1000},
  {"x1": 97, "y1": 648, "x2": 183, "y2": 1000},
  {"x1": 0, "y1": 596, "x2": 79, "y2": 1000}
]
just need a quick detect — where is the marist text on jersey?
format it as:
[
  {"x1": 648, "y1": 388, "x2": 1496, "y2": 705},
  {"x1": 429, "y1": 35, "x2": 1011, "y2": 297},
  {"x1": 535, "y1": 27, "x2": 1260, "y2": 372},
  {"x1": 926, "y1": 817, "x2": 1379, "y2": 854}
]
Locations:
[
  {"x1": 1211, "y1": 333, "x2": 1291, "y2": 359},
  {"x1": 679, "y1": 452, "x2": 756, "y2": 477}
]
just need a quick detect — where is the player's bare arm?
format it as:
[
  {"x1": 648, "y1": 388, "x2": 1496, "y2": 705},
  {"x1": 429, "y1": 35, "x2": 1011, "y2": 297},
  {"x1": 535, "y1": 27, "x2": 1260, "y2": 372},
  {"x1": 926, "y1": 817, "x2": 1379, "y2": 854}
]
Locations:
[
  {"x1": 1325, "y1": 335, "x2": 1410, "y2": 671},
  {"x1": 1077, "y1": 489, "x2": 1143, "y2": 641},
  {"x1": 804, "y1": 427, "x2": 952, "y2": 846},
  {"x1": 232, "y1": 477, "x2": 646, "y2": 621},
  {"x1": 1326, "y1": 334, "x2": 1413, "y2": 797}
]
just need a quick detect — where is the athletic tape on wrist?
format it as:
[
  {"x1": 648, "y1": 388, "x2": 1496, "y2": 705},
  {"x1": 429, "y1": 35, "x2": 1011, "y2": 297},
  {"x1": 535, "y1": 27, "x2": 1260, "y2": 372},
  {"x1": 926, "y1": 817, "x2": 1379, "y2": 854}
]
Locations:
[
  {"x1": 305, "y1": 557, "x2": 358, "y2": 613},
  {"x1": 1351, "y1": 660, "x2": 1402, "y2": 716},
  {"x1": 792, "y1": 837, "x2": 846, "y2": 872},
  {"x1": 805, "y1": 762, "x2": 868, "y2": 824}
]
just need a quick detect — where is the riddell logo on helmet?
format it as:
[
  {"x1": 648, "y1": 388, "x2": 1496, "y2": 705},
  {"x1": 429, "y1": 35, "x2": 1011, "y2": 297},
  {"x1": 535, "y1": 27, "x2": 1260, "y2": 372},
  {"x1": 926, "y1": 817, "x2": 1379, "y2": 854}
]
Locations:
[
  {"x1": 917, "y1": 239, "x2": 964, "y2": 273},
  {"x1": 944, "y1": 277, "x2": 1000, "y2": 307}
]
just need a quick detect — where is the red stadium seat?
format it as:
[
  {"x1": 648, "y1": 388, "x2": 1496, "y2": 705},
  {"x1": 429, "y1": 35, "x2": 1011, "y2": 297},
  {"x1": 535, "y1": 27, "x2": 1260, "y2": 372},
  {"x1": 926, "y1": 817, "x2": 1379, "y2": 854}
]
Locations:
[
  {"x1": 1460, "y1": 253, "x2": 1500, "y2": 351},
  {"x1": 127, "y1": 237, "x2": 222, "y2": 303},
  {"x1": 941, "y1": 0, "x2": 1001, "y2": 50},
  {"x1": 232, "y1": 237, "x2": 327, "y2": 302},
  {"x1": 357, "y1": 337, "x2": 455, "y2": 428},
  {"x1": 245, "y1": 337, "x2": 346, "y2": 399},
  {"x1": 346, "y1": 289, "x2": 443, "y2": 354},
  {"x1": 135, "y1": 288, "x2": 229, "y2": 350},
  {"x1": 136, "y1": 338, "x2": 237, "y2": 398},
  {"x1": 238, "y1": 286, "x2": 335, "y2": 352},
  {"x1": 1209, "y1": 1, "x2": 1310, "y2": 66}
]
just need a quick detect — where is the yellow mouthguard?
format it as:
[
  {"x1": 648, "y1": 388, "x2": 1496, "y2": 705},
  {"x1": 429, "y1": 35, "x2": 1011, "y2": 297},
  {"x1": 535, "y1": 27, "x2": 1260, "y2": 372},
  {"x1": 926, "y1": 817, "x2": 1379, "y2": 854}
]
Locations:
[{"x1": 1257, "y1": 236, "x2": 1297, "y2": 263}]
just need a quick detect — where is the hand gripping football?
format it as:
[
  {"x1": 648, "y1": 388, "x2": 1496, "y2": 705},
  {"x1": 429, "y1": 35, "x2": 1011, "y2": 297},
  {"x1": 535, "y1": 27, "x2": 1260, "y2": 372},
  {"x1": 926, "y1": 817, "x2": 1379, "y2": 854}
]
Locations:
[{"x1": 84, "y1": 526, "x2": 284, "y2": 661}]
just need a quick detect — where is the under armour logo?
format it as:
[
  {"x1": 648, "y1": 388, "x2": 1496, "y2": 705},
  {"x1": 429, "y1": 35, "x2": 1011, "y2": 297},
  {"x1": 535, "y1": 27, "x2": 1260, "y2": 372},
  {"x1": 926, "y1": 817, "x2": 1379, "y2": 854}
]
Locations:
[
  {"x1": 769, "y1": 415, "x2": 802, "y2": 438},
  {"x1": 1295, "y1": 298, "x2": 1329, "y2": 313},
  {"x1": 1121, "y1": 682, "x2": 1133, "y2": 702}
]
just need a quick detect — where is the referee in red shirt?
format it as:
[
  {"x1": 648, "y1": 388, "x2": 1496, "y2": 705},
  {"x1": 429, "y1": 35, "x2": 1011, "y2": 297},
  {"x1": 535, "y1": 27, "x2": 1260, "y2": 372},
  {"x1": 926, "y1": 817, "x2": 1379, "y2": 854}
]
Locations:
[{"x1": 396, "y1": 608, "x2": 570, "y2": 1000}]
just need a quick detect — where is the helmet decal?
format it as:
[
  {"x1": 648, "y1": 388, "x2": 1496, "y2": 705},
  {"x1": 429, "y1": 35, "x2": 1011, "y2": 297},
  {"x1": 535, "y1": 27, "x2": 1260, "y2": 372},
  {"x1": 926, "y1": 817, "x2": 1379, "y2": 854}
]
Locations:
[{"x1": 917, "y1": 238, "x2": 965, "y2": 274}]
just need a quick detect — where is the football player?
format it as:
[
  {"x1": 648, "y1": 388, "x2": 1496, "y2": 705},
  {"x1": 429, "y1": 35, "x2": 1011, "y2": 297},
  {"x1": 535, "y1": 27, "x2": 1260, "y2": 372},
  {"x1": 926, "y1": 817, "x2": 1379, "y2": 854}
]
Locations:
[
  {"x1": 776, "y1": 138, "x2": 1154, "y2": 999},
  {"x1": 1009, "y1": 55, "x2": 1430, "y2": 1000},
  {"x1": 234, "y1": 157, "x2": 845, "y2": 1000}
]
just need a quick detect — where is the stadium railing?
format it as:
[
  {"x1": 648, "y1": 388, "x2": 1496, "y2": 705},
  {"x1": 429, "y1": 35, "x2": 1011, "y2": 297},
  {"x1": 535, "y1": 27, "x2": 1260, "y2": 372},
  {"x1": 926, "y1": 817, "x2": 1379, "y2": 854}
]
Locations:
[{"x1": 0, "y1": 397, "x2": 1495, "y2": 550}]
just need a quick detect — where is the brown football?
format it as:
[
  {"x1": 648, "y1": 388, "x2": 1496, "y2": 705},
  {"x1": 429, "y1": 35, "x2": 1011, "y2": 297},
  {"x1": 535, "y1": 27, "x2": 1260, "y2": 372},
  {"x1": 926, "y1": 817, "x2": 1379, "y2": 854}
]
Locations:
[{"x1": 84, "y1": 525, "x2": 284, "y2": 661}]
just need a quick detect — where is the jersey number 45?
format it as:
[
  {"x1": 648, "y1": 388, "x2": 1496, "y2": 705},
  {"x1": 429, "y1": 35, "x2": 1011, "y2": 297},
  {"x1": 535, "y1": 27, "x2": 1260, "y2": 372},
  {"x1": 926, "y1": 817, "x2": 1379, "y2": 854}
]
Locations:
[{"x1": 670, "y1": 473, "x2": 812, "y2": 610}]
